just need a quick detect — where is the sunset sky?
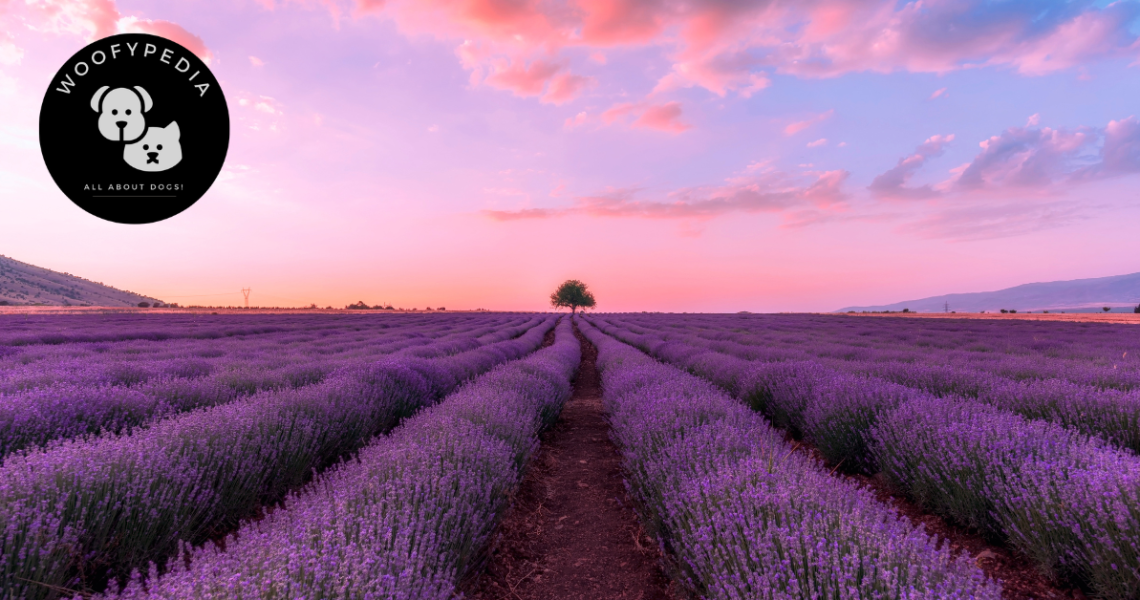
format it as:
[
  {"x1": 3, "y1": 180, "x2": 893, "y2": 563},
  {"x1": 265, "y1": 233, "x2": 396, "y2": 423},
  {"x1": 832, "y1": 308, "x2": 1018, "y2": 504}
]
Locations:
[{"x1": 1, "y1": 0, "x2": 1139, "y2": 311}]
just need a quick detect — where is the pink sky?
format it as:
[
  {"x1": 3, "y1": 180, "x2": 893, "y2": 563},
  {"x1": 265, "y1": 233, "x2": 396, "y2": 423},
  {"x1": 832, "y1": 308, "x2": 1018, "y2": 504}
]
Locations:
[{"x1": 1, "y1": 0, "x2": 1139, "y2": 311}]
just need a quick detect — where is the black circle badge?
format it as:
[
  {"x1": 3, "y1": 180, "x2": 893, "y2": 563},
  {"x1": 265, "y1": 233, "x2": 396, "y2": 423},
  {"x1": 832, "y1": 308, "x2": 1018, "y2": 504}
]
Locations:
[{"x1": 39, "y1": 33, "x2": 229, "y2": 224}]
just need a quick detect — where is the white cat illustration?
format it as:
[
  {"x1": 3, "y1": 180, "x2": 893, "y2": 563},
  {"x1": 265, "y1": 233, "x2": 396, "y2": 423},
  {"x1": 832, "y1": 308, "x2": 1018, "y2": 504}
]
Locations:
[{"x1": 123, "y1": 122, "x2": 182, "y2": 172}]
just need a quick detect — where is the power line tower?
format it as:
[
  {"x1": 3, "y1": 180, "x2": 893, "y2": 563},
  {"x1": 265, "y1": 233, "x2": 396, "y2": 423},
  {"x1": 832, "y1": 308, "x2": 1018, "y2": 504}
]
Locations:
[
  {"x1": 242, "y1": 288, "x2": 251, "y2": 308},
  {"x1": 944, "y1": 301, "x2": 950, "y2": 313}
]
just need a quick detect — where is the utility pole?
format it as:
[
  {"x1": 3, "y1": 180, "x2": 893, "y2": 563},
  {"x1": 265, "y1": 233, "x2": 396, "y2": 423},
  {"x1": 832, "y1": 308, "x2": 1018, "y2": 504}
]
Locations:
[{"x1": 242, "y1": 288, "x2": 251, "y2": 309}]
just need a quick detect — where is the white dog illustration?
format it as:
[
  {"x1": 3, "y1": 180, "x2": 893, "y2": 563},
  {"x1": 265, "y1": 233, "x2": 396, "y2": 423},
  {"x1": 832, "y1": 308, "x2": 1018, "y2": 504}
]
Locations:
[
  {"x1": 123, "y1": 122, "x2": 182, "y2": 172},
  {"x1": 91, "y1": 86, "x2": 153, "y2": 143}
]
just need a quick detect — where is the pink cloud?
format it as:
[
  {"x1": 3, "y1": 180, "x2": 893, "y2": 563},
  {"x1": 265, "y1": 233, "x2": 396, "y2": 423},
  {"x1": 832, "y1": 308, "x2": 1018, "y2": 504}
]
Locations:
[
  {"x1": 655, "y1": 54, "x2": 772, "y2": 98},
  {"x1": 483, "y1": 58, "x2": 562, "y2": 96},
  {"x1": 117, "y1": 17, "x2": 212, "y2": 62},
  {"x1": 577, "y1": 0, "x2": 667, "y2": 45},
  {"x1": 483, "y1": 168, "x2": 849, "y2": 221},
  {"x1": 945, "y1": 116, "x2": 1140, "y2": 192},
  {"x1": 869, "y1": 134, "x2": 955, "y2": 199},
  {"x1": 601, "y1": 101, "x2": 639, "y2": 124},
  {"x1": 956, "y1": 125, "x2": 1095, "y2": 190},
  {"x1": 352, "y1": 1, "x2": 1140, "y2": 103},
  {"x1": 0, "y1": 31, "x2": 21, "y2": 65},
  {"x1": 564, "y1": 111, "x2": 589, "y2": 130},
  {"x1": 807, "y1": 138, "x2": 827, "y2": 148},
  {"x1": 250, "y1": 56, "x2": 265, "y2": 67},
  {"x1": 600, "y1": 101, "x2": 691, "y2": 133},
  {"x1": 634, "y1": 102, "x2": 690, "y2": 133},
  {"x1": 900, "y1": 201, "x2": 1087, "y2": 241},
  {"x1": 1086, "y1": 116, "x2": 1140, "y2": 178},
  {"x1": 784, "y1": 109, "x2": 834, "y2": 136},
  {"x1": 930, "y1": 87, "x2": 948, "y2": 100},
  {"x1": 25, "y1": 0, "x2": 121, "y2": 39},
  {"x1": 542, "y1": 72, "x2": 595, "y2": 104},
  {"x1": 2, "y1": 1, "x2": 212, "y2": 62}
]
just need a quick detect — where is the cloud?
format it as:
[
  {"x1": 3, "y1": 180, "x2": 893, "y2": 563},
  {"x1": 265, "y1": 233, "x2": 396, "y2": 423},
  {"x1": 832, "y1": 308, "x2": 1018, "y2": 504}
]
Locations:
[
  {"x1": 542, "y1": 72, "x2": 596, "y2": 104},
  {"x1": 482, "y1": 58, "x2": 562, "y2": 96},
  {"x1": 455, "y1": 51, "x2": 593, "y2": 103},
  {"x1": 353, "y1": 1, "x2": 1140, "y2": 103},
  {"x1": 564, "y1": 111, "x2": 589, "y2": 130},
  {"x1": 0, "y1": 31, "x2": 22, "y2": 65},
  {"x1": 483, "y1": 167, "x2": 849, "y2": 222},
  {"x1": 784, "y1": 110, "x2": 834, "y2": 136},
  {"x1": 807, "y1": 138, "x2": 827, "y2": 148},
  {"x1": 955, "y1": 123, "x2": 1097, "y2": 190},
  {"x1": 601, "y1": 100, "x2": 691, "y2": 133},
  {"x1": 116, "y1": 17, "x2": 213, "y2": 62},
  {"x1": 871, "y1": 116, "x2": 1140, "y2": 197},
  {"x1": 633, "y1": 101, "x2": 691, "y2": 133},
  {"x1": 929, "y1": 87, "x2": 948, "y2": 100},
  {"x1": 250, "y1": 56, "x2": 265, "y2": 67},
  {"x1": 601, "y1": 101, "x2": 640, "y2": 124},
  {"x1": 1097, "y1": 116, "x2": 1140, "y2": 176},
  {"x1": 869, "y1": 134, "x2": 955, "y2": 199},
  {"x1": 900, "y1": 201, "x2": 1088, "y2": 241},
  {"x1": 3, "y1": 1, "x2": 212, "y2": 62}
]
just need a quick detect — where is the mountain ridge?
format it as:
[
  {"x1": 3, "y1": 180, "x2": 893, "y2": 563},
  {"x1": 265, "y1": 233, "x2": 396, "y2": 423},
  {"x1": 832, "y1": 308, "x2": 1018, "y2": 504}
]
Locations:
[
  {"x1": 838, "y1": 272, "x2": 1140, "y2": 313},
  {"x1": 0, "y1": 254, "x2": 162, "y2": 307}
]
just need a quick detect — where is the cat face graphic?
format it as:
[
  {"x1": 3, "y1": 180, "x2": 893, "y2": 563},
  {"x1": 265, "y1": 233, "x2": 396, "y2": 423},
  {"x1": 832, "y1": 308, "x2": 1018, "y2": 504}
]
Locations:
[{"x1": 123, "y1": 122, "x2": 182, "y2": 172}]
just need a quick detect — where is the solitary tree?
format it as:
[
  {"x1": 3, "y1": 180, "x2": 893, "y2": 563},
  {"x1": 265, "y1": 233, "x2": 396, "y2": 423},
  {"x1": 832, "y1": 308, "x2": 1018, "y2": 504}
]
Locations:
[
  {"x1": 1104, "y1": 306, "x2": 1112, "y2": 312},
  {"x1": 550, "y1": 280, "x2": 596, "y2": 314}
]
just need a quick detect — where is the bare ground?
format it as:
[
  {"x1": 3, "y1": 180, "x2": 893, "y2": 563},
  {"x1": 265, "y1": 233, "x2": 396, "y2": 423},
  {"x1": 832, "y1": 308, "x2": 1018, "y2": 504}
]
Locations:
[
  {"x1": 464, "y1": 322, "x2": 675, "y2": 600},
  {"x1": 793, "y1": 440, "x2": 1089, "y2": 600}
]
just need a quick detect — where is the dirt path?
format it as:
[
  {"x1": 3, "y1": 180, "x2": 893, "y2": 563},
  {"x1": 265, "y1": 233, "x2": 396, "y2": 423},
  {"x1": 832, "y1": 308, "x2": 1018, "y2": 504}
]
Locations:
[{"x1": 465, "y1": 322, "x2": 674, "y2": 600}]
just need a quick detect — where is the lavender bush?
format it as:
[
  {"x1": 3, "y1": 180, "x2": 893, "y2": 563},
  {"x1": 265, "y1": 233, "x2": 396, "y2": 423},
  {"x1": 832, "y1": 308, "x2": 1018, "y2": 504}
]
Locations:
[
  {"x1": 0, "y1": 315, "x2": 540, "y2": 458},
  {"x1": 590, "y1": 314, "x2": 1140, "y2": 596},
  {"x1": 578, "y1": 318, "x2": 1000, "y2": 600},
  {"x1": 874, "y1": 396, "x2": 1140, "y2": 599},
  {"x1": 96, "y1": 317, "x2": 580, "y2": 599},
  {"x1": 0, "y1": 317, "x2": 555, "y2": 599}
]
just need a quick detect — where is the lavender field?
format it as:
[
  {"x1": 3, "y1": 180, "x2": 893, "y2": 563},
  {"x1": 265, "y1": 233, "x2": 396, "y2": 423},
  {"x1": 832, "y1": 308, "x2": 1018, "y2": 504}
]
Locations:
[
  {"x1": 3, "y1": 311, "x2": 1139, "y2": 599},
  {"x1": 584, "y1": 313, "x2": 1140, "y2": 599},
  {"x1": 0, "y1": 312, "x2": 570, "y2": 599}
]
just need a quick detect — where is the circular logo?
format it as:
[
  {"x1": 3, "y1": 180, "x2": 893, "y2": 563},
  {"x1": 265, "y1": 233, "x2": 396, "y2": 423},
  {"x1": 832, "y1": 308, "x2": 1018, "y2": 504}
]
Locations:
[{"x1": 39, "y1": 33, "x2": 229, "y2": 224}]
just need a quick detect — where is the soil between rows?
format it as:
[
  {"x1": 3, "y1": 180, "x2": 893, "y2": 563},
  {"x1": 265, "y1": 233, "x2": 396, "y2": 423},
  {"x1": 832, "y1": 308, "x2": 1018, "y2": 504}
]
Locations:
[
  {"x1": 471, "y1": 322, "x2": 1081, "y2": 600},
  {"x1": 792, "y1": 440, "x2": 1087, "y2": 600},
  {"x1": 464, "y1": 321, "x2": 674, "y2": 600}
]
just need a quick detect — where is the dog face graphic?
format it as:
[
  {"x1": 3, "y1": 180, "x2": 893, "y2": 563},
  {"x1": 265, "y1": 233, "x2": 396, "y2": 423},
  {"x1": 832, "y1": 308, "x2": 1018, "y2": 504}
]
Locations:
[
  {"x1": 91, "y1": 86, "x2": 152, "y2": 143},
  {"x1": 123, "y1": 122, "x2": 182, "y2": 172}
]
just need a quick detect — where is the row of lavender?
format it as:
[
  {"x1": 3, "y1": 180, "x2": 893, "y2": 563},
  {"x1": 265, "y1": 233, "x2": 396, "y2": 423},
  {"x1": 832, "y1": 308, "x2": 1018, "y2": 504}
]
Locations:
[
  {"x1": 0, "y1": 315, "x2": 542, "y2": 459},
  {"x1": 0, "y1": 314, "x2": 533, "y2": 389},
  {"x1": 0, "y1": 312, "x2": 467, "y2": 347},
  {"x1": 576, "y1": 318, "x2": 999, "y2": 599},
  {"x1": 94, "y1": 317, "x2": 581, "y2": 599},
  {"x1": 613, "y1": 313, "x2": 1140, "y2": 390},
  {"x1": 0, "y1": 316, "x2": 556, "y2": 599},
  {"x1": 589, "y1": 315, "x2": 1140, "y2": 599},
  {"x1": 603, "y1": 315, "x2": 1140, "y2": 453}
]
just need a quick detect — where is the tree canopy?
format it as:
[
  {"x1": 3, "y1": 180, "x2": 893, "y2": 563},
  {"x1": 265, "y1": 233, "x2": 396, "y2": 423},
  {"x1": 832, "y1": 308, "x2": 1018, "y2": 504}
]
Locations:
[{"x1": 550, "y1": 280, "x2": 596, "y2": 314}]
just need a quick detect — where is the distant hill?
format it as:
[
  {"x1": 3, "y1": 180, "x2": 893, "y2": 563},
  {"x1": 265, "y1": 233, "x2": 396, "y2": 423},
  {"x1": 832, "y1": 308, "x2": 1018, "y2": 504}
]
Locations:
[
  {"x1": 838, "y1": 272, "x2": 1140, "y2": 313},
  {"x1": 0, "y1": 254, "x2": 162, "y2": 307}
]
